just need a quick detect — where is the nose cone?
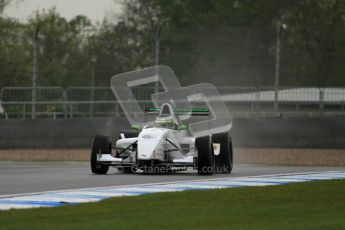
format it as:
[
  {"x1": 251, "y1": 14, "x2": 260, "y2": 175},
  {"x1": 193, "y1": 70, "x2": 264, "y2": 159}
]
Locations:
[{"x1": 137, "y1": 128, "x2": 167, "y2": 160}]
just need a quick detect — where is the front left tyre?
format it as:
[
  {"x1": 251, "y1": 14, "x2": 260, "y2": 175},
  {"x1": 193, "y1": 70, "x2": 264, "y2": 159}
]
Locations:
[
  {"x1": 196, "y1": 135, "x2": 215, "y2": 175},
  {"x1": 90, "y1": 134, "x2": 111, "y2": 174}
]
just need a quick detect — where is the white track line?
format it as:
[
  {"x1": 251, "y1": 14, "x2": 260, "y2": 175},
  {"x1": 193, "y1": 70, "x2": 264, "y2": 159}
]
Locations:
[
  {"x1": 0, "y1": 170, "x2": 341, "y2": 199},
  {"x1": 1, "y1": 170, "x2": 344, "y2": 211}
]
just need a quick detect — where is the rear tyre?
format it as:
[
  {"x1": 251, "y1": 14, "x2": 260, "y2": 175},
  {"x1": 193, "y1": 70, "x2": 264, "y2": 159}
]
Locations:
[
  {"x1": 90, "y1": 134, "x2": 111, "y2": 174},
  {"x1": 196, "y1": 135, "x2": 214, "y2": 175},
  {"x1": 212, "y1": 132, "x2": 233, "y2": 174}
]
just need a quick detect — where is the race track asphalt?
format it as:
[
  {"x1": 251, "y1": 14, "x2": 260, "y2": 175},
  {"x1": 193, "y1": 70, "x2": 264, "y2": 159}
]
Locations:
[{"x1": 1, "y1": 161, "x2": 345, "y2": 196}]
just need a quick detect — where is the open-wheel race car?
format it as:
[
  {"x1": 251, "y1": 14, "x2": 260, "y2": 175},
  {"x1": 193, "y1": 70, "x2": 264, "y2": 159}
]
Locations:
[{"x1": 90, "y1": 103, "x2": 233, "y2": 175}]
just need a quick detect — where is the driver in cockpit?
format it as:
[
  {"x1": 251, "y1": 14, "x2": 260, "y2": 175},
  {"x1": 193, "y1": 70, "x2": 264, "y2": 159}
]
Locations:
[{"x1": 155, "y1": 103, "x2": 179, "y2": 129}]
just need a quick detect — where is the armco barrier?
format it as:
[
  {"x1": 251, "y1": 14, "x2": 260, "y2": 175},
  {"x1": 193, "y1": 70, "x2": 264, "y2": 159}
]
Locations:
[
  {"x1": 231, "y1": 117, "x2": 345, "y2": 148},
  {"x1": 0, "y1": 117, "x2": 128, "y2": 148},
  {"x1": 0, "y1": 117, "x2": 345, "y2": 149}
]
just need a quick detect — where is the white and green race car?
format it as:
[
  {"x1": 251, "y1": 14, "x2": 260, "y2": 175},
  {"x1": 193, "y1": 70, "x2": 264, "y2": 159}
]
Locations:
[{"x1": 90, "y1": 103, "x2": 233, "y2": 175}]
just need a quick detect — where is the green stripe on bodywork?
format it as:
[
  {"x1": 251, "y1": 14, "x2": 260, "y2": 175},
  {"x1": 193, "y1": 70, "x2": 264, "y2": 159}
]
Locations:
[
  {"x1": 177, "y1": 125, "x2": 187, "y2": 130},
  {"x1": 130, "y1": 125, "x2": 142, "y2": 130},
  {"x1": 145, "y1": 108, "x2": 160, "y2": 112}
]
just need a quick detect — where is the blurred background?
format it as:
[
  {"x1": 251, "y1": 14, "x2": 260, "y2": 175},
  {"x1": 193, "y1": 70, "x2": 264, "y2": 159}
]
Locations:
[{"x1": 0, "y1": 0, "x2": 344, "y2": 151}]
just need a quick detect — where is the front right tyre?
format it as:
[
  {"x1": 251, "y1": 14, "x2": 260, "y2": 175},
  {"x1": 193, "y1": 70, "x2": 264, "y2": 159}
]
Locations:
[{"x1": 90, "y1": 134, "x2": 111, "y2": 174}]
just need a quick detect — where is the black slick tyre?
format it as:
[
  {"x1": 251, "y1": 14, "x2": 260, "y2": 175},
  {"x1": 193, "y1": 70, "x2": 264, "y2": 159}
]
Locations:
[
  {"x1": 212, "y1": 132, "x2": 233, "y2": 174},
  {"x1": 90, "y1": 134, "x2": 111, "y2": 174},
  {"x1": 196, "y1": 135, "x2": 214, "y2": 175}
]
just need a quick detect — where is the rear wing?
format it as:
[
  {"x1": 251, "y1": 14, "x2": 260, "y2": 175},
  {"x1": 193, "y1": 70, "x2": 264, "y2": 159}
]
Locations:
[{"x1": 144, "y1": 107, "x2": 209, "y2": 116}]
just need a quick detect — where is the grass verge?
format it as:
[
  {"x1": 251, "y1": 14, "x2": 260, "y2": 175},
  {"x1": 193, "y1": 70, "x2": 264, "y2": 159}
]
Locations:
[{"x1": 1, "y1": 180, "x2": 345, "y2": 230}]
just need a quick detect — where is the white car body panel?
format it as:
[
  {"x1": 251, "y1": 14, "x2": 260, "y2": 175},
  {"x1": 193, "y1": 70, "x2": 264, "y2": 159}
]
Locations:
[
  {"x1": 137, "y1": 127, "x2": 169, "y2": 161},
  {"x1": 116, "y1": 137, "x2": 138, "y2": 149},
  {"x1": 173, "y1": 155, "x2": 194, "y2": 163},
  {"x1": 113, "y1": 126, "x2": 196, "y2": 163},
  {"x1": 99, "y1": 154, "x2": 122, "y2": 162}
]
